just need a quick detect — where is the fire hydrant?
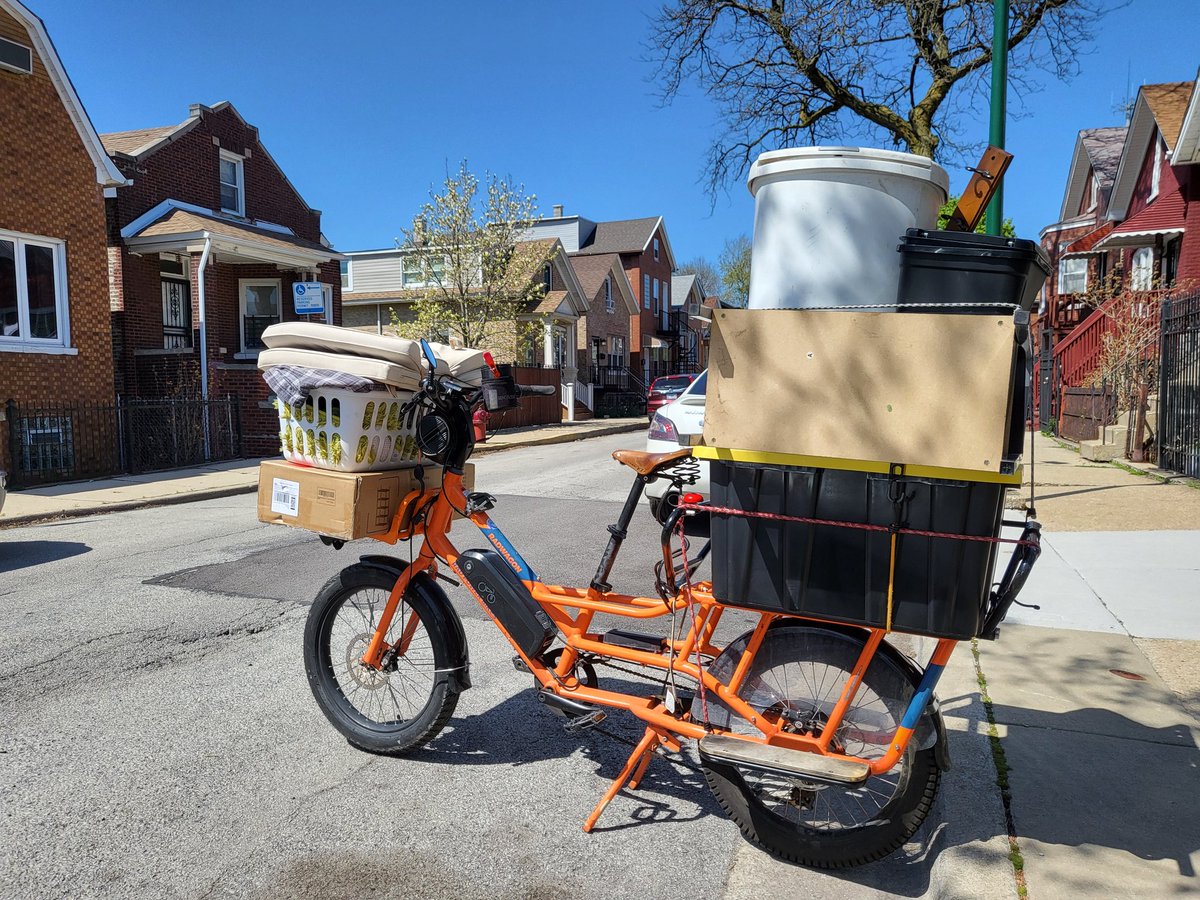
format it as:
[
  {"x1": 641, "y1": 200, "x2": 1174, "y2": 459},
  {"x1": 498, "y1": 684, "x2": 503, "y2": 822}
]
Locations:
[{"x1": 472, "y1": 407, "x2": 490, "y2": 443}]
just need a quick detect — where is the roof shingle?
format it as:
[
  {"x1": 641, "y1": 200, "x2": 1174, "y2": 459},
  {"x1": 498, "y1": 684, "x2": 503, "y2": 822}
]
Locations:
[
  {"x1": 1142, "y1": 82, "x2": 1193, "y2": 150},
  {"x1": 131, "y1": 208, "x2": 331, "y2": 256},
  {"x1": 567, "y1": 253, "x2": 620, "y2": 298},
  {"x1": 573, "y1": 217, "x2": 660, "y2": 256},
  {"x1": 100, "y1": 124, "x2": 185, "y2": 156}
]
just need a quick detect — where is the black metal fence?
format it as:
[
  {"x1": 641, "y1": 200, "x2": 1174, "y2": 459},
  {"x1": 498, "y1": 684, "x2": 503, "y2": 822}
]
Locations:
[
  {"x1": 1159, "y1": 289, "x2": 1200, "y2": 478},
  {"x1": 5, "y1": 397, "x2": 242, "y2": 488}
]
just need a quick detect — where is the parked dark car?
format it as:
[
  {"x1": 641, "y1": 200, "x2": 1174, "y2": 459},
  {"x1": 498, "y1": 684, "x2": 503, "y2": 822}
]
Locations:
[{"x1": 646, "y1": 374, "x2": 696, "y2": 420}]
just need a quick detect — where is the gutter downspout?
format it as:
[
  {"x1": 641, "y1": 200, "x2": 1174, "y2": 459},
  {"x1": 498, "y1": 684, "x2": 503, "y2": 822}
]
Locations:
[{"x1": 198, "y1": 235, "x2": 213, "y2": 460}]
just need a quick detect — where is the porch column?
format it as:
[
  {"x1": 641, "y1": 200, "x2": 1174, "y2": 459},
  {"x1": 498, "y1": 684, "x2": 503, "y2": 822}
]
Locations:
[
  {"x1": 562, "y1": 320, "x2": 579, "y2": 385},
  {"x1": 543, "y1": 319, "x2": 554, "y2": 367}
]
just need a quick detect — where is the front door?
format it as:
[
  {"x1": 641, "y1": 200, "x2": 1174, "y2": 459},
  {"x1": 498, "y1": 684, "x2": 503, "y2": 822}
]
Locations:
[{"x1": 161, "y1": 279, "x2": 192, "y2": 349}]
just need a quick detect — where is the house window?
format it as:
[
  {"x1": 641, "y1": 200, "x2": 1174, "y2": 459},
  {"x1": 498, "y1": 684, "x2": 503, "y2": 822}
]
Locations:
[
  {"x1": 652, "y1": 278, "x2": 659, "y2": 314},
  {"x1": 662, "y1": 282, "x2": 669, "y2": 327},
  {"x1": 653, "y1": 238, "x2": 660, "y2": 261},
  {"x1": 543, "y1": 263, "x2": 553, "y2": 292},
  {"x1": 340, "y1": 259, "x2": 352, "y2": 290},
  {"x1": 1163, "y1": 237, "x2": 1180, "y2": 288},
  {"x1": 1087, "y1": 171, "x2": 1098, "y2": 212},
  {"x1": 0, "y1": 36, "x2": 33, "y2": 75},
  {"x1": 1057, "y1": 257, "x2": 1087, "y2": 295},
  {"x1": 643, "y1": 274, "x2": 650, "y2": 309},
  {"x1": 1130, "y1": 247, "x2": 1154, "y2": 292},
  {"x1": 0, "y1": 229, "x2": 69, "y2": 350},
  {"x1": 219, "y1": 150, "x2": 245, "y2": 216},
  {"x1": 401, "y1": 255, "x2": 445, "y2": 287},
  {"x1": 610, "y1": 336, "x2": 625, "y2": 365},
  {"x1": 604, "y1": 276, "x2": 613, "y2": 312},
  {"x1": 19, "y1": 414, "x2": 74, "y2": 477},
  {"x1": 239, "y1": 278, "x2": 281, "y2": 351},
  {"x1": 1150, "y1": 136, "x2": 1163, "y2": 200}
]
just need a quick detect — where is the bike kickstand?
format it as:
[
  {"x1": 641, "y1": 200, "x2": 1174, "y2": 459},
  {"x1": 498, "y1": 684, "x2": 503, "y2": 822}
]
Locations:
[{"x1": 582, "y1": 725, "x2": 679, "y2": 833}]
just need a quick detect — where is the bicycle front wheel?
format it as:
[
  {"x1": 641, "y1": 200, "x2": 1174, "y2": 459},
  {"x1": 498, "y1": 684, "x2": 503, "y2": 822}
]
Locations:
[
  {"x1": 696, "y1": 623, "x2": 941, "y2": 868},
  {"x1": 304, "y1": 563, "x2": 460, "y2": 755}
]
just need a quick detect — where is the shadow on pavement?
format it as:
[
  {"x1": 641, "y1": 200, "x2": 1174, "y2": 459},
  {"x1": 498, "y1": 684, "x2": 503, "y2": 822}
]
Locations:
[{"x1": 0, "y1": 540, "x2": 91, "y2": 573}]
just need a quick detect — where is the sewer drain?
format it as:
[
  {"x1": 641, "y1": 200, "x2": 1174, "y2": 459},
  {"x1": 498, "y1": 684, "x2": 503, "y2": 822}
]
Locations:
[{"x1": 1109, "y1": 668, "x2": 1146, "y2": 681}]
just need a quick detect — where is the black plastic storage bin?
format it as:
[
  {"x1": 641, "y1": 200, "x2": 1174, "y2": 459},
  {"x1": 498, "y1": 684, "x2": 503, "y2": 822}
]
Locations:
[
  {"x1": 896, "y1": 228, "x2": 1051, "y2": 314},
  {"x1": 709, "y1": 461, "x2": 1008, "y2": 639}
]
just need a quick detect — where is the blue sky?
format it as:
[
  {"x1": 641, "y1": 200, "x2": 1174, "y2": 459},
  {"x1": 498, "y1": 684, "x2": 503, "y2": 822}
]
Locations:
[{"x1": 33, "y1": 0, "x2": 1200, "y2": 264}]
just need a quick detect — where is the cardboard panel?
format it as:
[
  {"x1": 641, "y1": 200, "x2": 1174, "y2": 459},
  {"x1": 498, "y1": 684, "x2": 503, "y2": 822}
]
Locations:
[
  {"x1": 704, "y1": 309, "x2": 1018, "y2": 473},
  {"x1": 257, "y1": 461, "x2": 473, "y2": 541}
]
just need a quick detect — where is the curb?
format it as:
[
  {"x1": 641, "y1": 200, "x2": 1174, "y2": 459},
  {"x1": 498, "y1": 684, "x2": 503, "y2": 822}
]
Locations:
[
  {"x1": 472, "y1": 421, "x2": 646, "y2": 454},
  {"x1": 0, "y1": 422, "x2": 648, "y2": 528}
]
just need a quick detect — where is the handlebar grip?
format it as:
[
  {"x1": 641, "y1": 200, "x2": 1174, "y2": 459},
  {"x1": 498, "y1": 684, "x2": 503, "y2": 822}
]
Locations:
[{"x1": 518, "y1": 384, "x2": 557, "y2": 397}]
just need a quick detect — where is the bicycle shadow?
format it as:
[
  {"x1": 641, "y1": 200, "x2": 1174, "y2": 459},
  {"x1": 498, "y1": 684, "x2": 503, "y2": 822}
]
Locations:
[{"x1": 409, "y1": 678, "x2": 723, "y2": 830}]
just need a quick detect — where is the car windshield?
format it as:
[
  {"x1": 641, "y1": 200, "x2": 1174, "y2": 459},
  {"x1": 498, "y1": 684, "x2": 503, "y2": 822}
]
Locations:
[{"x1": 653, "y1": 375, "x2": 693, "y2": 393}]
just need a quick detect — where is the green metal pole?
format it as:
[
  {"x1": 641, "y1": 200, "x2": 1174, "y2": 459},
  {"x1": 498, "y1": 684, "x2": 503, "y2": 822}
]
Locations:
[{"x1": 985, "y1": 0, "x2": 1009, "y2": 236}]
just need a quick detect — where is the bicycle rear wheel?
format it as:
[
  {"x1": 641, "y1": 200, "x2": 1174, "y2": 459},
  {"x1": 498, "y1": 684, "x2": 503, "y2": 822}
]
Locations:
[
  {"x1": 304, "y1": 563, "x2": 460, "y2": 755},
  {"x1": 696, "y1": 623, "x2": 940, "y2": 868}
]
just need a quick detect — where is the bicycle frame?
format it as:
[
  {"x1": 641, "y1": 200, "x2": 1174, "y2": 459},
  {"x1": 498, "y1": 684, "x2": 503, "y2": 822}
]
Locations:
[{"x1": 357, "y1": 467, "x2": 955, "y2": 782}]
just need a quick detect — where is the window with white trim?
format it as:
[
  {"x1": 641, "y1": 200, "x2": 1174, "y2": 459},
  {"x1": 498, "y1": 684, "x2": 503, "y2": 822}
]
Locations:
[
  {"x1": 652, "y1": 278, "x2": 659, "y2": 314},
  {"x1": 0, "y1": 229, "x2": 69, "y2": 350},
  {"x1": 1057, "y1": 257, "x2": 1087, "y2": 295},
  {"x1": 401, "y1": 255, "x2": 446, "y2": 287},
  {"x1": 609, "y1": 335, "x2": 625, "y2": 365},
  {"x1": 1130, "y1": 247, "x2": 1154, "y2": 291},
  {"x1": 160, "y1": 254, "x2": 191, "y2": 349},
  {"x1": 543, "y1": 263, "x2": 553, "y2": 292},
  {"x1": 653, "y1": 238, "x2": 660, "y2": 261},
  {"x1": 1087, "y1": 170, "x2": 1098, "y2": 211},
  {"x1": 239, "y1": 278, "x2": 281, "y2": 351},
  {"x1": 219, "y1": 150, "x2": 245, "y2": 215},
  {"x1": 604, "y1": 276, "x2": 614, "y2": 312},
  {"x1": 339, "y1": 260, "x2": 352, "y2": 290},
  {"x1": 643, "y1": 274, "x2": 650, "y2": 309},
  {"x1": 1150, "y1": 136, "x2": 1163, "y2": 200},
  {"x1": 0, "y1": 36, "x2": 33, "y2": 75}
]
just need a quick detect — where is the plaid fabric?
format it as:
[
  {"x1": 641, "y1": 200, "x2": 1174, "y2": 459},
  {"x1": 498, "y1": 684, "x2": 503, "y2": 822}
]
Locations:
[{"x1": 262, "y1": 365, "x2": 379, "y2": 406}]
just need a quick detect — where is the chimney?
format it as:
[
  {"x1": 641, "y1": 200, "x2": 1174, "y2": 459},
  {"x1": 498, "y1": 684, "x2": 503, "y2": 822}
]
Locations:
[{"x1": 552, "y1": 204, "x2": 564, "y2": 218}]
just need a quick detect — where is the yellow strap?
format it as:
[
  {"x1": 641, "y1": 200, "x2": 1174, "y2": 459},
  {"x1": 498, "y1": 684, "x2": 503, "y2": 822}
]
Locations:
[{"x1": 885, "y1": 531, "x2": 898, "y2": 632}]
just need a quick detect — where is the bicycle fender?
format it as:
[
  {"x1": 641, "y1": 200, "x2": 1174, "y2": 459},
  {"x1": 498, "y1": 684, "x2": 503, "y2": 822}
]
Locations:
[
  {"x1": 765, "y1": 619, "x2": 951, "y2": 772},
  {"x1": 357, "y1": 554, "x2": 472, "y2": 692}
]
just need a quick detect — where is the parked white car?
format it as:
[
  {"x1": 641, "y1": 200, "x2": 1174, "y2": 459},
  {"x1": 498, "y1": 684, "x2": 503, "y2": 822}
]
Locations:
[{"x1": 645, "y1": 370, "x2": 709, "y2": 522}]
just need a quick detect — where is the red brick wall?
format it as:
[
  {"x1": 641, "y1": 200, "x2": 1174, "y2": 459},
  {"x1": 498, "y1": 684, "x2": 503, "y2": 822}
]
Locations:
[
  {"x1": 108, "y1": 105, "x2": 321, "y2": 242},
  {"x1": 0, "y1": 8, "x2": 114, "y2": 473},
  {"x1": 579, "y1": 269, "x2": 632, "y2": 366},
  {"x1": 621, "y1": 225, "x2": 674, "y2": 372},
  {"x1": 1176, "y1": 166, "x2": 1200, "y2": 285}
]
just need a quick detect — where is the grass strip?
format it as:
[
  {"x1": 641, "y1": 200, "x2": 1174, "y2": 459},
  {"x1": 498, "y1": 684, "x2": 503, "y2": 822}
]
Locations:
[{"x1": 972, "y1": 638, "x2": 1029, "y2": 899}]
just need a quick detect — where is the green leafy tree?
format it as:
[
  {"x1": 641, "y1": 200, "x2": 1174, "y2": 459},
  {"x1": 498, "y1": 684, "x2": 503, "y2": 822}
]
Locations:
[
  {"x1": 650, "y1": 0, "x2": 1102, "y2": 194},
  {"x1": 391, "y1": 161, "x2": 546, "y2": 352},
  {"x1": 719, "y1": 235, "x2": 752, "y2": 307},
  {"x1": 937, "y1": 196, "x2": 1016, "y2": 237}
]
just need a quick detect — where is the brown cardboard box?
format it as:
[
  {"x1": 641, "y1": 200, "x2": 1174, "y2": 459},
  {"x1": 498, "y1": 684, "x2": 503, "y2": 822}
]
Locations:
[
  {"x1": 256, "y1": 460, "x2": 474, "y2": 540},
  {"x1": 704, "y1": 308, "x2": 1019, "y2": 474}
]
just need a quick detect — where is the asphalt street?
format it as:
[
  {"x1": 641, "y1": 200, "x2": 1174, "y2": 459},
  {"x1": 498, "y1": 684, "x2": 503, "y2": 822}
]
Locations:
[{"x1": 1, "y1": 433, "x2": 1010, "y2": 900}]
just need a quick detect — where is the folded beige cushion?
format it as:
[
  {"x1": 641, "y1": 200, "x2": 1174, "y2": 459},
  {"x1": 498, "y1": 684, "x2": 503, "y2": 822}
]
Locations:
[
  {"x1": 262, "y1": 322, "x2": 423, "y2": 370},
  {"x1": 427, "y1": 341, "x2": 487, "y2": 384},
  {"x1": 257, "y1": 348, "x2": 421, "y2": 391}
]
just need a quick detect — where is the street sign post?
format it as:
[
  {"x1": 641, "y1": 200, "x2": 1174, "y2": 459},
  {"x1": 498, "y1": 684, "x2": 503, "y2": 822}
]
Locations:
[{"x1": 292, "y1": 282, "x2": 325, "y2": 315}]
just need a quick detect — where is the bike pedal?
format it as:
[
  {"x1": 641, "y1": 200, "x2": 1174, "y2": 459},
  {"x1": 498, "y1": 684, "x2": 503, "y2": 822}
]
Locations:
[
  {"x1": 564, "y1": 710, "x2": 607, "y2": 733},
  {"x1": 512, "y1": 656, "x2": 531, "y2": 674}
]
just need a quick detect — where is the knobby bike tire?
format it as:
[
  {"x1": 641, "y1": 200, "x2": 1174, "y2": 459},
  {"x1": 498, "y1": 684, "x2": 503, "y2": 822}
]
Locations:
[
  {"x1": 697, "y1": 623, "x2": 942, "y2": 868},
  {"x1": 304, "y1": 563, "x2": 460, "y2": 755}
]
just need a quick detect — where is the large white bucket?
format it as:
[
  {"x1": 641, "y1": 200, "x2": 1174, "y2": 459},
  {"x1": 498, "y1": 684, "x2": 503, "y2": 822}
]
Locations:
[{"x1": 746, "y1": 146, "x2": 949, "y2": 309}]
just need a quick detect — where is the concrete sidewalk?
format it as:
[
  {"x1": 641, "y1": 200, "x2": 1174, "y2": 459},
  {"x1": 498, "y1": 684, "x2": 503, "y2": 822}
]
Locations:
[{"x1": 0, "y1": 417, "x2": 647, "y2": 527}]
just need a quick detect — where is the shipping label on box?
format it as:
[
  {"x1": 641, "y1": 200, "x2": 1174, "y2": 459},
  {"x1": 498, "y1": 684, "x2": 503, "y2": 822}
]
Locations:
[{"x1": 270, "y1": 477, "x2": 300, "y2": 516}]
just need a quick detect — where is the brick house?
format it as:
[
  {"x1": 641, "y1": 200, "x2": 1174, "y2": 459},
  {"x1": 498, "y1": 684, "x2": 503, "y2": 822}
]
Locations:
[
  {"x1": 565, "y1": 253, "x2": 637, "y2": 373},
  {"x1": 0, "y1": 0, "x2": 126, "y2": 482},
  {"x1": 101, "y1": 101, "x2": 343, "y2": 456},
  {"x1": 526, "y1": 209, "x2": 682, "y2": 383}
]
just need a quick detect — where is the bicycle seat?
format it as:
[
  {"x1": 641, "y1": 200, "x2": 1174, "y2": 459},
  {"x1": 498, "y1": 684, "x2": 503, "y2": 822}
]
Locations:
[{"x1": 611, "y1": 448, "x2": 692, "y2": 476}]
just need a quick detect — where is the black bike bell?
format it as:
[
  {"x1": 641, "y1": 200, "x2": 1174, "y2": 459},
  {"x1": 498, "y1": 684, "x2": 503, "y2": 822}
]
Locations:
[{"x1": 416, "y1": 413, "x2": 452, "y2": 457}]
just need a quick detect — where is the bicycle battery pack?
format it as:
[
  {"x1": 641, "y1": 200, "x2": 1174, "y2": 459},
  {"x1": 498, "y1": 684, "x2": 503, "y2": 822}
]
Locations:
[{"x1": 457, "y1": 549, "x2": 556, "y2": 658}]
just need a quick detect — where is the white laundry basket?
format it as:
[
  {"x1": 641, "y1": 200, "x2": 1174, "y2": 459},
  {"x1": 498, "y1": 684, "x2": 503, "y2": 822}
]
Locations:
[
  {"x1": 746, "y1": 146, "x2": 949, "y2": 310},
  {"x1": 277, "y1": 388, "x2": 420, "y2": 472}
]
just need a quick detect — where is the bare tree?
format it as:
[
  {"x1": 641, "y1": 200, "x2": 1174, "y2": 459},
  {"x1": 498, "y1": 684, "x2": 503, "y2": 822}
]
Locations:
[
  {"x1": 650, "y1": 0, "x2": 1103, "y2": 193},
  {"x1": 678, "y1": 255, "x2": 721, "y2": 297}
]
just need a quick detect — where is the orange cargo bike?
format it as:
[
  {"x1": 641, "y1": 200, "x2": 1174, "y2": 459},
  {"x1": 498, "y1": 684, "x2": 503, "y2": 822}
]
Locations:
[{"x1": 302, "y1": 341, "x2": 1042, "y2": 868}]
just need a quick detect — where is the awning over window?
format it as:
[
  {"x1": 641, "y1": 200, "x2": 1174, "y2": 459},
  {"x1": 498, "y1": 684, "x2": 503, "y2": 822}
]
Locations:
[
  {"x1": 1095, "y1": 191, "x2": 1187, "y2": 249},
  {"x1": 1061, "y1": 222, "x2": 1115, "y2": 257},
  {"x1": 124, "y1": 207, "x2": 339, "y2": 268}
]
